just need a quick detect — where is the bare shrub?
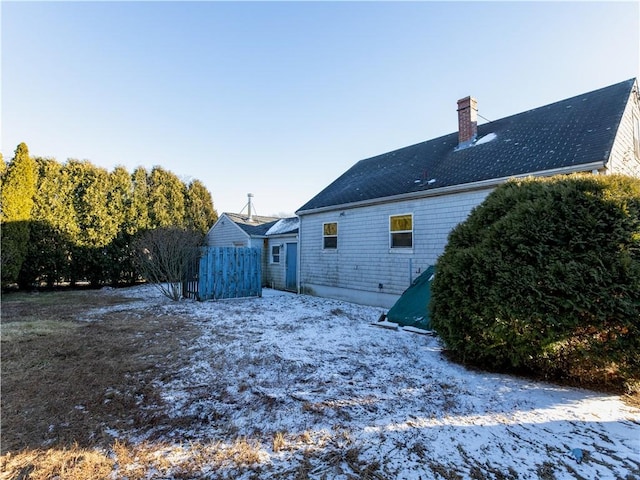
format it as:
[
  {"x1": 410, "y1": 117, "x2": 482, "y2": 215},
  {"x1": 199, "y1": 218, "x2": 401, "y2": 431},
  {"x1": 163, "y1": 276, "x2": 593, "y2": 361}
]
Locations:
[{"x1": 133, "y1": 227, "x2": 203, "y2": 301}]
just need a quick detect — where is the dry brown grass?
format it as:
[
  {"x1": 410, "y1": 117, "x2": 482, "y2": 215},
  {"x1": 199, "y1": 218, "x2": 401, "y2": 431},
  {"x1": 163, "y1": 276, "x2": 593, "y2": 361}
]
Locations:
[
  {"x1": 1, "y1": 289, "x2": 285, "y2": 480},
  {"x1": 0, "y1": 288, "x2": 201, "y2": 478},
  {"x1": 0, "y1": 444, "x2": 114, "y2": 480},
  {"x1": 109, "y1": 437, "x2": 268, "y2": 479},
  {"x1": 0, "y1": 437, "x2": 271, "y2": 480},
  {"x1": 272, "y1": 431, "x2": 286, "y2": 453}
]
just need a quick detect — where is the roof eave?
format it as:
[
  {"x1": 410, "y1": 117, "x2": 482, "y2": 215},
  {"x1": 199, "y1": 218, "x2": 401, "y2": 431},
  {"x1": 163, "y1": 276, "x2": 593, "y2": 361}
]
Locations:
[
  {"x1": 265, "y1": 232, "x2": 299, "y2": 238},
  {"x1": 296, "y1": 161, "x2": 606, "y2": 216}
]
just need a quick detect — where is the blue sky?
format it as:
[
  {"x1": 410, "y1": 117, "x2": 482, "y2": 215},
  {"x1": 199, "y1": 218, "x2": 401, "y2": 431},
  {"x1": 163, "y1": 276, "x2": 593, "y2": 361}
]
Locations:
[{"x1": 2, "y1": 1, "x2": 638, "y2": 217}]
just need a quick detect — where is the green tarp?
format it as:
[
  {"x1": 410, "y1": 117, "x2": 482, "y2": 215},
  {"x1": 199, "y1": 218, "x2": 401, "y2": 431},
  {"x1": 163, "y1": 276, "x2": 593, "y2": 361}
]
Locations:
[{"x1": 386, "y1": 265, "x2": 435, "y2": 331}]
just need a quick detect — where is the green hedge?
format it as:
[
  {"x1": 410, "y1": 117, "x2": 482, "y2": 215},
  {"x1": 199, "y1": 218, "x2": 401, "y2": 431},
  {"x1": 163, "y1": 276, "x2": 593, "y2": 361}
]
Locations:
[{"x1": 430, "y1": 174, "x2": 640, "y2": 392}]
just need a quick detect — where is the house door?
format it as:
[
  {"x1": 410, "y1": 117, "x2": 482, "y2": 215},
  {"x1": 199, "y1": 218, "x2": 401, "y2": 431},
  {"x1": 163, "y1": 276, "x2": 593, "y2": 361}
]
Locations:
[{"x1": 285, "y1": 242, "x2": 297, "y2": 292}]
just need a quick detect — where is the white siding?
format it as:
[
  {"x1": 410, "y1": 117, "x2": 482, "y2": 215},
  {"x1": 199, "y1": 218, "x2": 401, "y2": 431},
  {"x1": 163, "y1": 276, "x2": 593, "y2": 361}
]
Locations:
[
  {"x1": 608, "y1": 86, "x2": 640, "y2": 177},
  {"x1": 299, "y1": 188, "x2": 492, "y2": 307}
]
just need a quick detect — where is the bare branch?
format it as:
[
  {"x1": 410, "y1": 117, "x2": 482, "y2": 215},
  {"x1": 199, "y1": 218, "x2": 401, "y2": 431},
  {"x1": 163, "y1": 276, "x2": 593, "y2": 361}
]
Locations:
[{"x1": 133, "y1": 227, "x2": 203, "y2": 301}]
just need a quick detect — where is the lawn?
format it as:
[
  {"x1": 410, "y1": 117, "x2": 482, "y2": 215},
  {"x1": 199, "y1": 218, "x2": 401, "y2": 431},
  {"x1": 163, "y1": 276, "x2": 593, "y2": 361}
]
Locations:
[{"x1": 1, "y1": 285, "x2": 638, "y2": 479}]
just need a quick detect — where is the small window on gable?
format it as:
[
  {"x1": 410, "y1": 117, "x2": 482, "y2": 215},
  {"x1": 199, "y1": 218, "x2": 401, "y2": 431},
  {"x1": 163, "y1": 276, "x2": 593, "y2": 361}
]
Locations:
[
  {"x1": 271, "y1": 245, "x2": 280, "y2": 263},
  {"x1": 323, "y1": 222, "x2": 338, "y2": 249},
  {"x1": 390, "y1": 214, "x2": 413, "y2": 249}
]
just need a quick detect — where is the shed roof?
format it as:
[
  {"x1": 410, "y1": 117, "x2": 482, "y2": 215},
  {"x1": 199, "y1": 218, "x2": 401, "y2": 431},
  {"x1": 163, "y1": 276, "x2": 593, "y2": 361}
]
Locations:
[
  {"x1": 223, "y1": 212, "x2": 298, "y2": 237},
  {"x1": 224, "y1": 212, "x2": 280, "y2": 236},
  {"x1": 297, "y1": 78, "x2": 636, "y2": 213}
]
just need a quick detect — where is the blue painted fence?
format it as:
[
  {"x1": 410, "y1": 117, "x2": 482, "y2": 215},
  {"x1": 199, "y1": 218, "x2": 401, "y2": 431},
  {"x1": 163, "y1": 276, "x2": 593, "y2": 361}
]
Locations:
[{"x1": 188, "y1": 247, "x2": 262, "y2": 301}]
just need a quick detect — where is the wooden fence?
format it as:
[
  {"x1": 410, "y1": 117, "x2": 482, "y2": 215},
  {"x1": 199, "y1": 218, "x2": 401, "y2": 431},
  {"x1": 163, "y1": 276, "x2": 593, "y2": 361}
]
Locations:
[{"x1": 184, "y1": 247, "x2": 262, "y2": 301}]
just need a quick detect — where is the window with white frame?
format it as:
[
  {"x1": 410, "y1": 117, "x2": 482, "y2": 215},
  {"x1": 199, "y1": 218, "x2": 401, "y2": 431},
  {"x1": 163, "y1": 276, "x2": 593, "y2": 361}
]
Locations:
[
  {"x1": 271, "y1": 245, "x2": 281, "y2": 263},
  {"x1": 323, "y1": 222, "x2": 338, "y2": 249},
  {"x1": 390, "y1": 214, "x2": 413, "y2": 248}
]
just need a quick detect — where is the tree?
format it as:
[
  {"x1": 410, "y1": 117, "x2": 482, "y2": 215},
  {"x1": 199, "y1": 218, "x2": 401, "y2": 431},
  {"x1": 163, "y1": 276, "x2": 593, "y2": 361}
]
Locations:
[
  {"x1": 65, "y1": 160, "x2": 119, "y2": 248},
  {"x1": 148, "y1": 166, "x2": 186, "y2": 228},
  {"x1": 18, "y1": 220, "x2": 72, "y2": 288},
  {"x1": 31, "y1": 157, "x2": 79, "y2": 239},
  {"x1": 1, "y1": 143, "x2": 37, "y2": 285},
  {"x1": 430, "y1": 174, "x2": 640, "y2": 391},
  {"x1": 61, "y1": 160, "x2": 119, "y2": 286},
  {"x1": 22, "y1": 157, "x2": 78, "y2": 288},
  {"x1": 101, "y1": 166, "x2": 139, "y2": 286},
  {"x1": 129, "y1": 167, "x2": 150, "y2": 234},
  {"x1": 133, "y1": 227, "x2": 203, "y2": 300},
  {"x1": 106, "y1": 166, "x2": 131, "y2": 234},
  {"x1": 185, "y1": 179, "x2": 218, "y2": 234}
]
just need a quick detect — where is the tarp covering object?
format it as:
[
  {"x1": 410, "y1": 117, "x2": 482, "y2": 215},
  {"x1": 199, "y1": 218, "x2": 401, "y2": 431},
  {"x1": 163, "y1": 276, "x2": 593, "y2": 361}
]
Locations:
[{"x1": 386, "y1": 265, "x2": 435, "y2": 331}]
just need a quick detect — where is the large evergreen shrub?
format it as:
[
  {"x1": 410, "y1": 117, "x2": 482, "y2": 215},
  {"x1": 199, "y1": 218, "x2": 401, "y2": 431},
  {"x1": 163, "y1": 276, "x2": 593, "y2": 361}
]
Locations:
[
  {"x1": 1, "y1": 143, "x2": 37, "y2": 285},
  {"x1": 430, "y1": 174, "x2": 640, "y2": 391}
]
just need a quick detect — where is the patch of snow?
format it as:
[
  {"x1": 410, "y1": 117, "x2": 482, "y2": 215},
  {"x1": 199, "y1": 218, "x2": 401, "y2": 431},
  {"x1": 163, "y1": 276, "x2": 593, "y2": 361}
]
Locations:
[
  {"x1": 94, "y1": 284, "x2": 640, "y2": 479},
  {"x1": 475, "y1": 132, "x2": 497, "y2": 145},
  {"x1": 265, "y1": 217, "x2": 299, "y2": 236}
]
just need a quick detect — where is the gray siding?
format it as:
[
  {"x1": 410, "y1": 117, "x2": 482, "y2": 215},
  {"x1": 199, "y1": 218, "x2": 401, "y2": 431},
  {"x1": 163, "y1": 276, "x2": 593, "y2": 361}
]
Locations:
[
  {"x1": 207, "y1": 216, "x2": 249, "y2": 247},
  {"x1": 264, "y1": 237, "x2": 290, "y2": 290},
  {"x1": 299, "y1": 189, "x2": 491, "y2": 307}
]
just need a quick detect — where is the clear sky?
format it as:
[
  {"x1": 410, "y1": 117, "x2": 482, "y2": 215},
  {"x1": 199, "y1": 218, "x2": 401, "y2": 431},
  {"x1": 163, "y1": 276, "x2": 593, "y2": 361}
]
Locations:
[{"x1": 2, "y1": 1, "x2": 638, "y2": 217}]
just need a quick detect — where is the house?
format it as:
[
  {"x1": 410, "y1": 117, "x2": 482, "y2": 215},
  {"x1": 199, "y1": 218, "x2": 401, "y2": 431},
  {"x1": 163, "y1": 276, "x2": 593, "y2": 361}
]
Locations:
[
  {"x1": 295, "y1": 78, "x2": 640, "y2": 308},
  {"x1": 206, "y1": 196, "x2": 299, "y2": 291}
]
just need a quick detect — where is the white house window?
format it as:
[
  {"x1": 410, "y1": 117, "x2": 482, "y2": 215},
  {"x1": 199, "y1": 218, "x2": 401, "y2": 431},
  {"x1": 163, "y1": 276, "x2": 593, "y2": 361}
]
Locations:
[
  {"x1": 271, "y1": 245, "x2": 280, "y2": 263},
  {"x1": 390, "y1": 214, "x2": 413, "y2": 248},
  {"x1": 323, "y1": 222, "x2": 338, "y2": 249}
]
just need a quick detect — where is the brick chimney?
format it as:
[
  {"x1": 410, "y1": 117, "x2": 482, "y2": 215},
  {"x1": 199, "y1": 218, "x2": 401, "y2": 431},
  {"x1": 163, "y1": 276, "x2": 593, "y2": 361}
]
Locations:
[{"x1": 457, "y1": 96, "x2": 478, "y2": 148}]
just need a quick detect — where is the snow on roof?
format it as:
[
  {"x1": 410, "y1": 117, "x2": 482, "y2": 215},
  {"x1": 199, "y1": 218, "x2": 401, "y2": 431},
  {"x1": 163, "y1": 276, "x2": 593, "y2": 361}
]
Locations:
[
  {"x1": 475, "y1": 132, "x2": 497, "y2": 145},
  {"x1": 265, "y1": 217, "x2": 299, "y2": 236}
]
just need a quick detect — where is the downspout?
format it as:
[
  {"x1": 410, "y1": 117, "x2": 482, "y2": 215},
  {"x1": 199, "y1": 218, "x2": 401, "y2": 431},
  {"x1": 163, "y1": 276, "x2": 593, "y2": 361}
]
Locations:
[{"x1": 297, "y1": 224, "x2": 301, "y2": 294}]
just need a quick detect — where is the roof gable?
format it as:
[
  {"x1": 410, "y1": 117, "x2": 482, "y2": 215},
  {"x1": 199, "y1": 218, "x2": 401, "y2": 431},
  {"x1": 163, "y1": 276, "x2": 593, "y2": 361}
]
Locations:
[{"x1": 297, "y1": 78, "x2": 636, "y2": 213}]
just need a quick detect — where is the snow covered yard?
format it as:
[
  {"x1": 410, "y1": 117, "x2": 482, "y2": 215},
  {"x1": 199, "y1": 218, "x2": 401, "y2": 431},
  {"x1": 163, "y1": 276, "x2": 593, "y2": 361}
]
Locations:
[{"x1": 96, "y1": 284, "x2": 639, "y2": 479}]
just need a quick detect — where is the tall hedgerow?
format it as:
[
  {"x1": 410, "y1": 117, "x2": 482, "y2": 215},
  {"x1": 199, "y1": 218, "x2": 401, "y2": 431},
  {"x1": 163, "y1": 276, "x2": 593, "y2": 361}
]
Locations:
[
  {"x1": 430, "y1": 174, "x2": 640, "y2": 392},
  {"x1": 1, "y1": 142, "x2": 218, "y2": 289},
  {"x1": 1, "y1": 143, "x2": 37, "y2": 285}
]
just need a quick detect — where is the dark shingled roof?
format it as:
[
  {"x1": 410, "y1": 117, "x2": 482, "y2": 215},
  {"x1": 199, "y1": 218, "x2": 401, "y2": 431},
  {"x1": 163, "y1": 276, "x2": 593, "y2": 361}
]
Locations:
[
  {"x1": 297, "y1": 78, "x2": 636, "y2": 213},
  {"x1": 224, "y1": 213, "x2": 299, "y2": 237},
  {"x1": 224, "y1": 212, "x2": 281, "y2": 236}
]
